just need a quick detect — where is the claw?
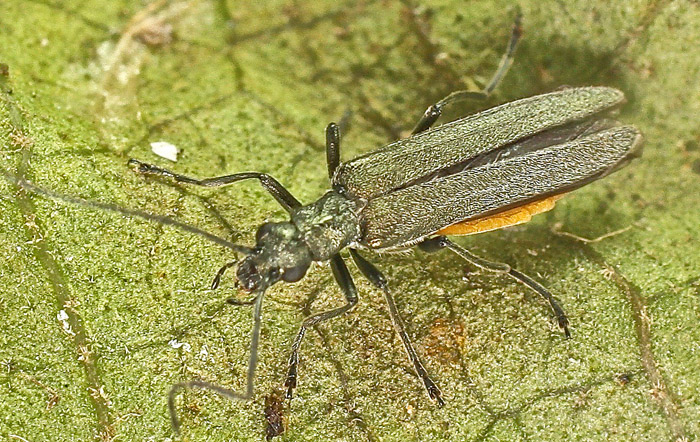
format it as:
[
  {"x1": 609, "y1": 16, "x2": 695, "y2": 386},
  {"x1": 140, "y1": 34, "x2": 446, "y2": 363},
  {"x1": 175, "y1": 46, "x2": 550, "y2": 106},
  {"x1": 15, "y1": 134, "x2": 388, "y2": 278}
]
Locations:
[
  {"x1": 424, "y1": 378, "x2": 444, "y2": 407},
  {"x1": 558, "y1": 316, "x2": 571, "y2": 339},
  {"x1": 127, "y1": 158, "x2": 150, "y2": 173},
  {"x1": 284, "y1": 366, "x2": 297, "y2": 399}
]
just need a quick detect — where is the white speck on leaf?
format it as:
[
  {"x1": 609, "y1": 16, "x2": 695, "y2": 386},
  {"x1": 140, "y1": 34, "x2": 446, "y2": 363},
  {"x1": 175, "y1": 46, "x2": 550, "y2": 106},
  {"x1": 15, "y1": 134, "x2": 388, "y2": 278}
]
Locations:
[
  {"x1": 169, "y1": 339, "x2": 191, "y2": 352},
  {"x1": 150, "y1": 141, "x2": 179, "y2": 161},
  {"x1": 56, "y1": 310, "x2": 75, "y2": 336}
]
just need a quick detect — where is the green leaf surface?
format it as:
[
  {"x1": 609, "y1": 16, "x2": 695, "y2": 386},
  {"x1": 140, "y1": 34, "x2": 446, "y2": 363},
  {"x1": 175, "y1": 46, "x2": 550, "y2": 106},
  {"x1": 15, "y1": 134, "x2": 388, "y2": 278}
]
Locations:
[{"x1": 1, "y1": 1, "x2": 698, "y2": 441}]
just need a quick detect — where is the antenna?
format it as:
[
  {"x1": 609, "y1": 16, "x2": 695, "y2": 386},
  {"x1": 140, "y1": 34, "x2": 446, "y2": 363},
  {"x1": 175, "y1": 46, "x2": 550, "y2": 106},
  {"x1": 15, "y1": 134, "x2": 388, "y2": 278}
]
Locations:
[{"x1": 0, "y1": 168, "x2": 253, "y2": 255}]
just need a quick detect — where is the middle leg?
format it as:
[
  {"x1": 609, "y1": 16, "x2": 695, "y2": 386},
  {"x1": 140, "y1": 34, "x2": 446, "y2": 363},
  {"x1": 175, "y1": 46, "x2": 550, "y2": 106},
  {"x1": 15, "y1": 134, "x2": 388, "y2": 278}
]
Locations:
[
  {"x1": 325, "y1": 122, "x2": 341, "y2": 180},
  {"x1": 349, "y1": 249, "x2": 444, "y2": 406}
]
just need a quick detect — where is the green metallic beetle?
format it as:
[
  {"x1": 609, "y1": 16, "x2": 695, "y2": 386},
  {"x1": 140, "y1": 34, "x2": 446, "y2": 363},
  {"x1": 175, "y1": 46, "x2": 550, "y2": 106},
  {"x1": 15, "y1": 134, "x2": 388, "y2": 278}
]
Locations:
[
  {"x1": 2, "y1": 15, "x2": 642, "y2": 437},
  {"x1": 125, "y1": 82, "x2": 642, "y2": 435}
]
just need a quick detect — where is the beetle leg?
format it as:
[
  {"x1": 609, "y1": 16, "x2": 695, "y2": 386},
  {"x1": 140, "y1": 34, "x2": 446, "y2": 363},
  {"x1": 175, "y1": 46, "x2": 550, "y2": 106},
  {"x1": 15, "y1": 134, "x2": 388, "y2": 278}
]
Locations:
[
  {"x1": 411, "y1": 12, "x2": 522, "y2": 135},
  {"x1": 128, "y1": 159, "x2": 302, "y2": 212},
  {"x1": 284, "y1": 253, "x2": 358, "y2": 398},
  {"x1": 419, "y1": 236, "x2": 570, "y2": 338},
  {"x1": 168, "y1": 291, "x2": 265, "y2": 436},
  {"x1": 349, "y1": 249, "x2": 445, "y2": 406},
  {"x1": 325, "y1": 122, "x2": 341, "y2": 180}
]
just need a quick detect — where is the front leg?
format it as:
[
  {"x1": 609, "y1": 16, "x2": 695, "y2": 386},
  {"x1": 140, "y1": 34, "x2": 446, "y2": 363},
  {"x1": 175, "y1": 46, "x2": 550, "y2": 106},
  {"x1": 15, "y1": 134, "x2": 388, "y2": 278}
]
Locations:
[
  {"x1": 284, "y1": 253, "x2": 359, "y2": 398},
  {"x1": 128, "y1": 159, "x2": 301, "y2": 212}
]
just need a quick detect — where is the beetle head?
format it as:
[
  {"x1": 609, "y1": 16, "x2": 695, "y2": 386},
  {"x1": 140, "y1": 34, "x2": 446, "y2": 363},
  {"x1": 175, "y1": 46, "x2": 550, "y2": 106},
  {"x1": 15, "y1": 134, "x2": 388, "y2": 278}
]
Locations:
[{"x1": 236, "y1": 222, "x2": 312, "y2": 292}]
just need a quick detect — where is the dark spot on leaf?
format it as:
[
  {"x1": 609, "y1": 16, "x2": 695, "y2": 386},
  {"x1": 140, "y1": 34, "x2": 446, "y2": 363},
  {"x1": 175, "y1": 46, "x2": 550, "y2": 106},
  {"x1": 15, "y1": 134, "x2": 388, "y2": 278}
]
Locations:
[
  {"x1": 264, "y1": 388, "x2": 287, "y2": 440},
  {"x1": 421, "y1": 317, "x2": 465, "y2": 364},
  {"x1": 684, "y1": 139, "x2": 698, "y2": 151},
  {"x1": 691, "y1": 159, "x2": 700, "y2": 175},
  {"x1": 616, "y1": 373, "x2": 632, "y2": 386}
]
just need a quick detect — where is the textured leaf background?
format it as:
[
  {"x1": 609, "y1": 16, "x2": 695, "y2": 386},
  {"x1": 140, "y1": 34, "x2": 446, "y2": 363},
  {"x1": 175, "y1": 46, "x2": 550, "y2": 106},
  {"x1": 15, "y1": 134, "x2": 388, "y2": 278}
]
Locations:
[{"x1": 1, "y1": 1, "x2": 699, "y2": 441}]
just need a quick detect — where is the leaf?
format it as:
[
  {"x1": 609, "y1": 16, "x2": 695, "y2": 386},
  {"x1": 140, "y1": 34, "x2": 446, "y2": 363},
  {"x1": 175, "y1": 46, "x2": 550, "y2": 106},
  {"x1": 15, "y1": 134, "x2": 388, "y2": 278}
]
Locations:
[{"x1": 1, "y1": 1, "x2": 699, "y2": 441}]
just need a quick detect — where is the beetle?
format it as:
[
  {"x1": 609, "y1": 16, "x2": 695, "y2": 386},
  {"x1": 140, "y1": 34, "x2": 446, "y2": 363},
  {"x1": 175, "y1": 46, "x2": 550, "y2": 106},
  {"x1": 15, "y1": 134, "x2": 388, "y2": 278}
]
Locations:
[
  {"x1": 123, "y1": 81, "x2": 643, "y2": 433},
  {"x1": 1, "y1": 16, "x2": 643, "y2": 437}
]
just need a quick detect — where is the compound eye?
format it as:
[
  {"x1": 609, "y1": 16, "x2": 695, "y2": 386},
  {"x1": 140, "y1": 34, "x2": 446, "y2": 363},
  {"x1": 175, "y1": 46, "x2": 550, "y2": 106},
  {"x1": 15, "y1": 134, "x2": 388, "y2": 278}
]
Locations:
[
  {"x1": 256, "y1": 223, "x2": 275, "y2": 242},
  {"x1": 281, "y1": 262, "x2": 310, "y2": 282},
  {"x1": 268, "y1": 267, "x2": 281, "y2": 280}
]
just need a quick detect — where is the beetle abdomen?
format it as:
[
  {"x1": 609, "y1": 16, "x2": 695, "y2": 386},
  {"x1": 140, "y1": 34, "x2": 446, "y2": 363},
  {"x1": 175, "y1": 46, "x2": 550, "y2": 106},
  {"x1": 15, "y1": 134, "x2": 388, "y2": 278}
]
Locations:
[{"x1": 436, "y1": 194, "x2": 565, "y2": 236}]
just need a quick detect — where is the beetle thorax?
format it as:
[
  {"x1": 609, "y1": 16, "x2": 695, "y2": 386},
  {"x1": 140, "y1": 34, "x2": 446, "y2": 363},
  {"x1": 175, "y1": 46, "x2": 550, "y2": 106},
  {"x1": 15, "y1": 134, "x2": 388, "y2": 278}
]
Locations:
[{"x1": 291, "y1": 191, "x2": 362, "y2": 261}]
